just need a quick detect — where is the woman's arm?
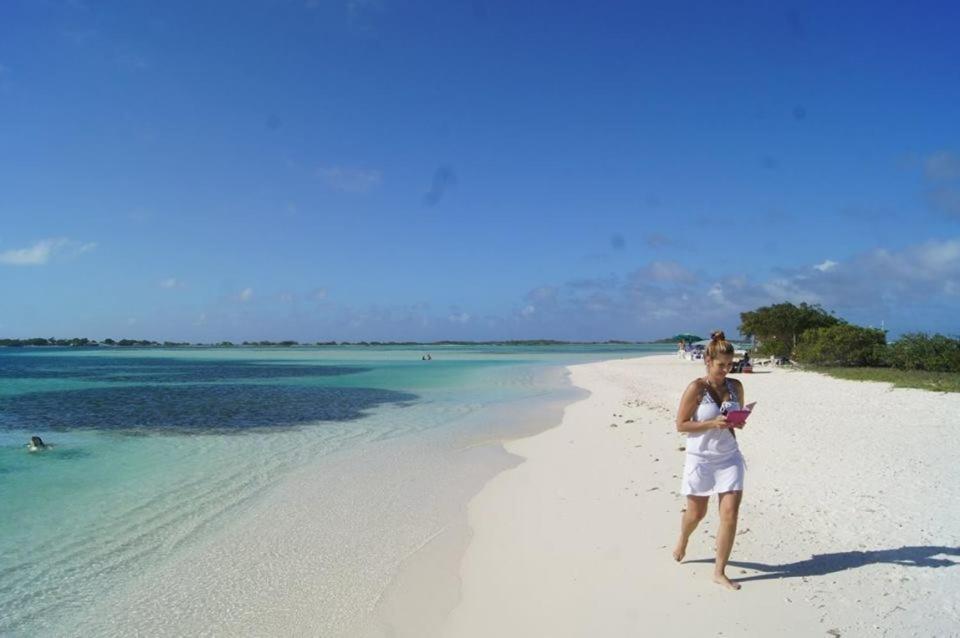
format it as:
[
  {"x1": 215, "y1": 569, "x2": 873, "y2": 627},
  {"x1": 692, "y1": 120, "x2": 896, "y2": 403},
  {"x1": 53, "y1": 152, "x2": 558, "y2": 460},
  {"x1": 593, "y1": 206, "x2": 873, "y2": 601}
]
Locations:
[{"x1": 676, "y1": 380, "x2": 729, "y2": 434}]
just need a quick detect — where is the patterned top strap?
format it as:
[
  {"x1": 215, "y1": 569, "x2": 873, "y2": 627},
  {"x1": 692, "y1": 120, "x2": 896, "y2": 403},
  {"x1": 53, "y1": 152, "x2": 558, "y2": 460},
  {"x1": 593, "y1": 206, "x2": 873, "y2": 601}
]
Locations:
[{"x1": 725, "y1": 379, "x2": 739, "y2": 404}]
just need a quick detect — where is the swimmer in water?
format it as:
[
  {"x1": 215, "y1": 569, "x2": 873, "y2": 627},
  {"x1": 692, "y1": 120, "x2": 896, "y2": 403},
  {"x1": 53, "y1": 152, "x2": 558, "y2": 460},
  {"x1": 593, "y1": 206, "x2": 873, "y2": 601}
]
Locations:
[{"x1": 27, "y1": 436, "x2": 49, "y2": 452}]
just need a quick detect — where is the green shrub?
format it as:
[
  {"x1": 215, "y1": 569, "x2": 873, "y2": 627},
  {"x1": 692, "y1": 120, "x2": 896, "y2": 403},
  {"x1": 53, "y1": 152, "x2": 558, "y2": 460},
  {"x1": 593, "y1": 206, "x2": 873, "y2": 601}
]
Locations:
[
  {"x1": 794, "y1": 324, "x2": 887, "y2": 366},
  {"x1": 889, "y1": 333, "x2": 960, "y2": 372}
]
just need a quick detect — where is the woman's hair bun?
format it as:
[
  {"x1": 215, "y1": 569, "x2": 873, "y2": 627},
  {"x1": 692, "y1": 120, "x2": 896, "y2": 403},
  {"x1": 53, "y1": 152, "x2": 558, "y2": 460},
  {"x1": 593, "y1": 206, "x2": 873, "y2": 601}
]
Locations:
[{"x1": 705, "y1": 330, "x2": 734, "y2": 360}]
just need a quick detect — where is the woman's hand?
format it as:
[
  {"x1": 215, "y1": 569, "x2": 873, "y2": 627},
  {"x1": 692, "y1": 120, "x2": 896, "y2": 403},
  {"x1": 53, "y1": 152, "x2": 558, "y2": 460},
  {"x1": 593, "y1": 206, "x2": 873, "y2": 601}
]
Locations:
[{"x1": 708, "y1": 416, "x2": 730, "y2": 429}]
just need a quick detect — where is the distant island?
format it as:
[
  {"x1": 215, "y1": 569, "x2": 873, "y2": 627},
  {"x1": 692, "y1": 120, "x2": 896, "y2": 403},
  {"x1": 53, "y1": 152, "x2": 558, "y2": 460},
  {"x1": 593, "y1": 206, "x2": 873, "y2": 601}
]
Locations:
[{"x1": 0, "y1": 338, "x2": 659, "y2": 348}]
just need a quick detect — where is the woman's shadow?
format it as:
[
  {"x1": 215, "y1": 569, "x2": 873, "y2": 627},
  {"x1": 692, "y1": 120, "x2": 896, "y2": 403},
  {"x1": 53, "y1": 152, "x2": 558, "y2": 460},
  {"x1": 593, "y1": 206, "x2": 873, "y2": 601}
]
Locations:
[{"x1": 688, "y1": 545, "x2": 959, "y2": 582}]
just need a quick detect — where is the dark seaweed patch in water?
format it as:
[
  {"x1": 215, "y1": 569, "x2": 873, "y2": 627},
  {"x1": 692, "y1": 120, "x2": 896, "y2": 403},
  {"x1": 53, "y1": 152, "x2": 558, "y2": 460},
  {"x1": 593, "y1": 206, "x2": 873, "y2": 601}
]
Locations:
[
  {"x1": 0, "y1": 355, "x2": 371, "y2": 383},
  {"x1": 0, "y1": 385, "x2": 418, "y2": 434}
]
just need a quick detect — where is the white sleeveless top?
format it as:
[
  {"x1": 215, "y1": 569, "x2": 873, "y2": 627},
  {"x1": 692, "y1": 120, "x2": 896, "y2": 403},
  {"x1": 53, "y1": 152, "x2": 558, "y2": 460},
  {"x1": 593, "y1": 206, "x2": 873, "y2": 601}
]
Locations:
[{"x1": 685, "y1": 379, "x2": 741, "y2": 458}]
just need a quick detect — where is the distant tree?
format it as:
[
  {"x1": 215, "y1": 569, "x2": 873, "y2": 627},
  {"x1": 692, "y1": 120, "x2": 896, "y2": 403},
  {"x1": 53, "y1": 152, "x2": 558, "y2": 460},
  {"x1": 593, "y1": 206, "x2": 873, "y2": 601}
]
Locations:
[{"x1": 739, "y1": 302, "x2": 841, "y2": 358}]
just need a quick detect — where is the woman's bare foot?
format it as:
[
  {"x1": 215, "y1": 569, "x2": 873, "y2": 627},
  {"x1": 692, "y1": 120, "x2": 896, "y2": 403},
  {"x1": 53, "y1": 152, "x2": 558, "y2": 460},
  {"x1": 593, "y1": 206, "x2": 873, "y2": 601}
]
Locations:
[
  {"x1": 672, "y1": 541, "x2": 686, "y2": 562},
  {"x1": 713, "y1": 574, "x2": 741, "y2": 590}
]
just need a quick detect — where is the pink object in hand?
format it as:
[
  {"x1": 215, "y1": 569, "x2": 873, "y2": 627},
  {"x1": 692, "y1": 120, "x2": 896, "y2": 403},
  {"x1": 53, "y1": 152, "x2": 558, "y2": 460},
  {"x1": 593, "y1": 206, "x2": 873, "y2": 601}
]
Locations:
[{"x1": 724, "y1": 409, "x2": 751, "y2": 427}]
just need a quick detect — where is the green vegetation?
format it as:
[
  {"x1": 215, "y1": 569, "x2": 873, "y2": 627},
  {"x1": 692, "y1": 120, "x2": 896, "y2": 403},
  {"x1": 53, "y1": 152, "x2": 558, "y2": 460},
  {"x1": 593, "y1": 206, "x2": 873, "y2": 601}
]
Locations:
[
  {"x1": 0, "y1": 337, "x2": 196, "y2": 347},
  {"x1": 241, "y1": 340, "x2": 300, "y2": 346},
  {"x1": 811, "y1": 367, "x2": 960, "y2": 393},
  {"x1": 739, "y1": 302, "x2": 960, "y2": 392},
  {"x1": 793, "y1": 324, "x2": 887, "y2": 367},
  {"x1": 887, "y1": 333, "x2": 960, "y2": 372},
  {"x1": 0, "y1": 337, "x2": 99, "y2": 347}
]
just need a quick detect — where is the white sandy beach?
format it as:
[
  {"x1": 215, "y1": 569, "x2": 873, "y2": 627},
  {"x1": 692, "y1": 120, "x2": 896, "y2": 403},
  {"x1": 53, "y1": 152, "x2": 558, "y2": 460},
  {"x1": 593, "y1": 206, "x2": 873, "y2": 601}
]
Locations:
[{"x1": 437, "y1": 355, "x2": 960, "y2": 637}]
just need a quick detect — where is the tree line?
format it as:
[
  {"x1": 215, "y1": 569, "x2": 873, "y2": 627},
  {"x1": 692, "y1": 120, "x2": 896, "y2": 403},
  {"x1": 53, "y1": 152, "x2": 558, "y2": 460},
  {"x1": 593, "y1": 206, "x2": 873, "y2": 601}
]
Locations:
[{"x1": 739, "y1": 302, "x2": 960, "y2": 372}]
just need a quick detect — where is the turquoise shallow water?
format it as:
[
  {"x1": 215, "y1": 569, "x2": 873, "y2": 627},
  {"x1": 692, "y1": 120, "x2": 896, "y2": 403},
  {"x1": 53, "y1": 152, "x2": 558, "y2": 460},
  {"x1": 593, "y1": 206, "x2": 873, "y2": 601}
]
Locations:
[{"x1": 0, "y1": 344, "x2": 668, "y2": 636}]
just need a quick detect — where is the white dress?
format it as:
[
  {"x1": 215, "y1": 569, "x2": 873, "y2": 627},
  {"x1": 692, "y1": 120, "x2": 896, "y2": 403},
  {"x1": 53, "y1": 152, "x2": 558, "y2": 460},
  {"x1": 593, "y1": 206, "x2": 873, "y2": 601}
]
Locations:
[{"x1": 680, "y1": 379, "x2": 746, "y2": 496}]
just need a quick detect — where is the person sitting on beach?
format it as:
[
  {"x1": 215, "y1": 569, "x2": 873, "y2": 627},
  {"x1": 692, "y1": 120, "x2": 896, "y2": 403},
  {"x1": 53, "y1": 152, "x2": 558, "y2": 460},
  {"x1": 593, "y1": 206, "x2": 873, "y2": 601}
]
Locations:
[
  {"x1": 735, "y1": 350, "x2": 751, "y2": 373},
  {"x1": 27, "y1": 436, "x2": 49, "y2": 452},
  {"x1": 672, "y1": 330, "x2": 746, "y2": 590}
]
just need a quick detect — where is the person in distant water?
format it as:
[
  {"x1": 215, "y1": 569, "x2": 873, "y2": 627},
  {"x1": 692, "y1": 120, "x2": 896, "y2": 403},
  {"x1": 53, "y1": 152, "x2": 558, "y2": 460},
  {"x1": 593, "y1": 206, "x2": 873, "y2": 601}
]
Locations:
[
  {"x1": 426, "y1": 354, "x2": 432, "y2": 361},
  {"x1": 27, "y1": 436, "x2": 49, "y2": 452},
  {"x1": 672, "y1": 330, "x2": 746, "y2": 590}
]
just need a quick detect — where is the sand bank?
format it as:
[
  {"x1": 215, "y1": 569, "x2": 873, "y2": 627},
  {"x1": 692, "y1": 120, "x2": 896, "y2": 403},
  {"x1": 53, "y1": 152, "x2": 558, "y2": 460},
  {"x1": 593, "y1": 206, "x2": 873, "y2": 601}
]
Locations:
[{"x1": 442, "y1": 355, "x2": 960, "y2": 637}]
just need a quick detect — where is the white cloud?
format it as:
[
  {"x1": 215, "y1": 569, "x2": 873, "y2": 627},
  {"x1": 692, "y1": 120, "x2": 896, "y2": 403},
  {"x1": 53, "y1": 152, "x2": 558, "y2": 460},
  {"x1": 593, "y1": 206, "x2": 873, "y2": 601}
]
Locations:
[
  {"x1": 707, "y1": 283, "x2": 729, "y2": 306},
  {"x1": 279, "y1": 292, "x2": 295, "y2": 303},
  {"x1": 0, "y1": 237, "x2": 95, "y2": 266},
  {"x1": 448, "y1": 312, "x2": 471, "y2": 324},
  {"x1": 0, "y1": 239, "x2": 68, "y2": 265},
  {"x1": 313, "y1": 288, "x2": 328, "y2": 301},
  {"x1": 159, "y1": 277, "x2": 182, "y2": 289},
  {"x1": 508, "y1": 238, "x2": 960, "y2": 338},
  {"x1": 239, "y1": 288, "x2": 254, "y2": 302},
  {"x1": 317, "y1": 166, "x2": 382, "y2": 193},
  {"x1": 914, "y1": 239, "x2": 960, "y2": 270}
]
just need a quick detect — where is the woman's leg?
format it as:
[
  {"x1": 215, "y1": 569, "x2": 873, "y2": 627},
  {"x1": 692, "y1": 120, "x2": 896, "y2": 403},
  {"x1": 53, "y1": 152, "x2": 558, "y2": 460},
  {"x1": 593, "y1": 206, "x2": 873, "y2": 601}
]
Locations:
[
  {"x1": 673, "y1": 495, "x2": 709, "y2": 562},
  {"x1": 714, "y1": 490, "x2": 743, "y2": 590}
]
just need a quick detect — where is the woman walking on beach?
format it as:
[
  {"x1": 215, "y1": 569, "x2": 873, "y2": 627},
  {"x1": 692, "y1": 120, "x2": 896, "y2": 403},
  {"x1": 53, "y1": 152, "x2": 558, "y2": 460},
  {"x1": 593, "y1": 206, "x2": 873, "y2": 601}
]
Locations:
[{"x1": 672, "y1": 331, "x2": 746, "y2": 590}]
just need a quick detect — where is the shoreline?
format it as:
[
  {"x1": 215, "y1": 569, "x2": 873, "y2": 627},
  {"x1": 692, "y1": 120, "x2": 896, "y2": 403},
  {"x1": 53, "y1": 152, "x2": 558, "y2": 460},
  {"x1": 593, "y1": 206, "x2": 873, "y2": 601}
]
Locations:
[
  {"x1": 354, "y1": 369, "x2": 588, "y2": 637},
  {"x1": 48, "y1": 359, "x2": 588, "y2": 637},
  {"x1": 439, "y1": 354, "x2": 960, "y2": 636}
]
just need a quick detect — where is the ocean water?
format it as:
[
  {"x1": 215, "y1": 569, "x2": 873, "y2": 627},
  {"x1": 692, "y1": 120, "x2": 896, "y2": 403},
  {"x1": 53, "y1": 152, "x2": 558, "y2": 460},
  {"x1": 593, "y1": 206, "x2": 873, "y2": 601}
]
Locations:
[{"x1": 0, "y1": 344, "x2": 668, "y2": 636}]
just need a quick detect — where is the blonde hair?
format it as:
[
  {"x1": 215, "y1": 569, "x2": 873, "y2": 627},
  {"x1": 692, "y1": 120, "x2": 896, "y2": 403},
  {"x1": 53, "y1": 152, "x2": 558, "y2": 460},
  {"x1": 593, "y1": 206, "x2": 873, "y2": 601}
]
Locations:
[{"x1": 706, "y1": 330, "x2": 734, "y2": 360}]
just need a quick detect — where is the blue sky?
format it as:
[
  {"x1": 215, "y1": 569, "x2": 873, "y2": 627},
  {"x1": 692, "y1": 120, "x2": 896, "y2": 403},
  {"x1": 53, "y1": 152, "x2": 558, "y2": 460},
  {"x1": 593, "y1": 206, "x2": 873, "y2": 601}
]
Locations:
[{"x1": 2, "y1": 0, "x2": 959, "y2": 341}]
